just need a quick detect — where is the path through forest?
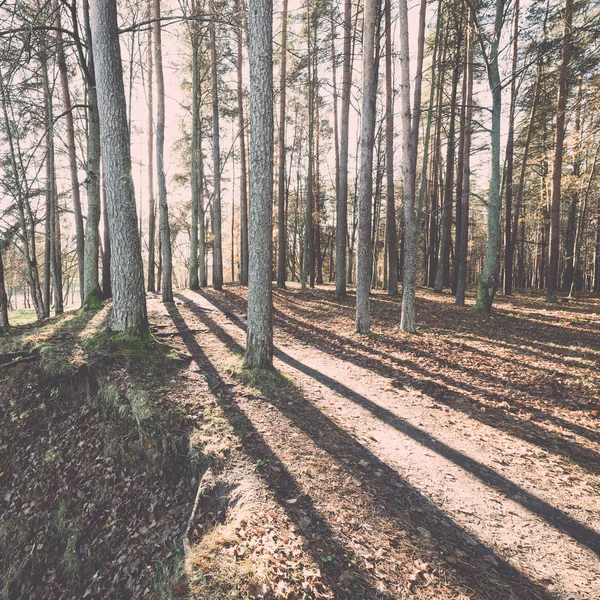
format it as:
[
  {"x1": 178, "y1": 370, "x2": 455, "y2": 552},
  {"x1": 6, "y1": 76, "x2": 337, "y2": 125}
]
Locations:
[{"x1": 152, "y1": 286, "x2": 600, "y2": 599}]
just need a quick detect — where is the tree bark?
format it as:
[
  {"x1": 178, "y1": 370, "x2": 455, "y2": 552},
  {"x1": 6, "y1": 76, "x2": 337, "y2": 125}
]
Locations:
[
  {"x1": 189, "y1": 19, "x2": 200, "y2": 290},
  {"x1": 434, "y1": 30, "x2": 461, "y2": 293},
  {"x1": 474, "y1": 0, "x2": 504, "y2": 313},
  {"x1": 244, "y1": 0, "x2": 273, "y2": 369},
  {"x1": 82, "y1": 0, "x2": 103, "y2": 309},
  {"x1": 237, "y1": 0, "x2": 249, "y2": 287},
  {"x1": 503, "y1": 0, "x2": 519, "y2": 295},
  {"x1": 0, "y1": 244, "x2": 8, "y2": 332},
  {"x1": 356, "y1": 0, "x2": 378, "y2": 333},
  {"x1": 335, "y1": 0, "x2": 352, "y2": 298},
  {"x1": 385, "y1": 0, "x2": 398, "y2": 296},
  {"x1": 147, "y1": 5, "x2": 156, "y2": 292},
  {"x1": 91, "y1": 0, "x2": 148, "y2": 332},
  {"x1": 399, "y1": 0, "x2": 416, "y2": 332},
  {"x1": 153, "y1": 0, "x2": 173, "y2": 302},
  {"x1": 55, "y1": 2, "x2": 84, "y2": 306},
  {"x1": 276, "y1": 0, "x2": 288, "y2": 288},
  {"x1": 210, "y1": 9, "x2": 223, "y2": 290},
  {"x1": 546, "y1": 0, "x2": 573, "y2": 303},
  {"x1": 456, "y1": 8, "x2": 474, "y2": 306}
]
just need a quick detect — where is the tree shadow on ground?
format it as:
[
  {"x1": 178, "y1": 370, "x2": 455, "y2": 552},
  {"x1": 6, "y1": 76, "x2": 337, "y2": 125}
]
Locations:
[
  {"x1": 207, "y1": 288, "x2": 600, "y2": 469},
  {"x1": 166, "y1": 301, "x2": 382, "y2": 598},
  {"x1": 174, "y1": 293, "x2": 565, "y2": 599}
]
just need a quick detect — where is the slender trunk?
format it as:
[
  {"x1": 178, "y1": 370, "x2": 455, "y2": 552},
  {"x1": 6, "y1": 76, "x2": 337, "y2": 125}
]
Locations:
[
  {"x1": 508, "y1": 65, "x2": 541, "y2": 290},
  {"x1": 189, "y1": 24, "x2": 200, "y2": 290},
  {"x1": 277, "y1": 0, "x2": 288, "y2": 288},
  {"x1": 147, "y1": 7, "x2": 156, "y2": 292},
  {"x1": 244, "y1": 0, "x2": 274, "y2": 369},
  {"x1": 546, "y1": 0, "x2": 573, "y2": 303},
  {"x1": 43, "y1": 56, "x2": 63, "y2": 315},
  {"x1": 456, "y1": 8, "x2": 473, "y2": 305},
  {"x1": 315, "y1": 78, "x2": 323, "y2": 285},
  {"x1": 330, "y1": 2, "x2": 340, "y2": 285},
  {"x1": 210, "y1": 10, "x2": 223, "y2": 290},
  {"x1": 356, "y1": 0, "x2": 378, "y2": 333},
  {"x1": 399, "y1": 0, "x2": 416, "y2": 332},
  {"x1": 453, "y1": 20, "x2": 468, "y2": 296},
  {"x1": 474, "y1": 0, "x2": 504, "y2": 313},
  {"x1": 91, "y1": 0, "x2": 147, "y2": 331},
  {"x1": 434, "y1": 34, "x2": 461, "y2": 293},
  {"x1": 0, "y1": 246, "x2": 8, "y2": 331},
  {"x1": 503, "y1": 0, "x2": 519, "y2": 295},
  {"x1": 199, "y1": 127, "x2": 207, "y2": 287},
  {"x1": 237, "y1": 0, "x2": 249, "y2": 286},
  {"x1": 82, "y1": 0, "x2": 102, "y2": 309},
  {"x1": 562, "y1": 79, "x2": 582, "y2": 293},
  {"x1": 335, "y1": 0, "x2": 352, "y2": 298},
  {"x1": 55, "y1": 2, "x2": 84, "y2": 305},
  {"x1": 385, "y1": 0, "x2": 398, "y2": 295},
  {"x1": 153, "y1": 0, "x2": 173, "y2": 301}
]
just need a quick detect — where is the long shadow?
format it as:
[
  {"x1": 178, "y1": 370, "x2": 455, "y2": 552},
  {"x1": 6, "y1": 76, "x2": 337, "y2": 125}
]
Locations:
[
  {"x1": 278, "y1": 307, "x2": 600, "y2": 452},
  {"x1": 174, "y1": 294, "x2": 561, "y2": 599},
  {"x1": 184, "y1": 292, "x2": 600, "y2": 561},
  {"x1": 207, "y1": 288, "x2": 600, "y2": 469},
  {"x1": 165, "y1": 301, "x2": 380, "y2": 598}
]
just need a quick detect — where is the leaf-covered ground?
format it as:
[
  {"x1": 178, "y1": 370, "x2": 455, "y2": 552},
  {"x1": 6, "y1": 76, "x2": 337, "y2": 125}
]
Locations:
[{"x1": 1, "y1": 285, "x2": 599, "y2": 599}]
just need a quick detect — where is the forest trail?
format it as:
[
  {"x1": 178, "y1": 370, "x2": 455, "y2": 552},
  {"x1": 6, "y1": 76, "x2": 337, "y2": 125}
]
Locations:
[{"x1": 157, "y1": 286, "x2": 600, "y2": 599}]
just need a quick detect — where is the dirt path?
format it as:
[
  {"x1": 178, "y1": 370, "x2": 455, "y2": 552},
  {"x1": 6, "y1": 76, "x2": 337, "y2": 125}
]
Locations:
[{"x1": 165, "y1": 288, "x2": 599, "y2": 599}]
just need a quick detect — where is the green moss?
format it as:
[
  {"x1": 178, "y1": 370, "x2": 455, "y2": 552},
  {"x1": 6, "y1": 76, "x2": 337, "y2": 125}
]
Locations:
[
  {"x1": 231, "y1": 361, "x2": 293, "y2": 397},
  {"x1": 82, "y1": 289, "x2": 104, "y2": 311},
  {"x1": 474, "y1": 279, "x2": 493, "y2": 314},
  {"x1": 84, "y1": 328, "x2": 176, "y2": 370}
]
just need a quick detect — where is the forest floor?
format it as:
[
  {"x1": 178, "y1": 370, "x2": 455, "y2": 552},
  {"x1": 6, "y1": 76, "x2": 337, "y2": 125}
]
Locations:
[{"x1": 1, "y1": 284, "x2": 599, "y2": 599}]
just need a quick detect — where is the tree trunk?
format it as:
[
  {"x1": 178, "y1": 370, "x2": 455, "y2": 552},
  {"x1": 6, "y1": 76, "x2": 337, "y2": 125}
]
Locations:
[
  {"x1": 244, "y1": 0, "x2": 273, "y2": 369},
  {"x1": 43, "y1": 56, "x2": 63, "y2": 315},
  {"x1": 277, "y1": 0, "x2": 288, "y2": 288},
  {"x1": 55, "y1": 2, "x2": 84, "y2": 306},
  {"x1": 210, "y1": 10, "x2": 223, "y2": 290},
  {"x1": 91, "y1": 0, "x2": 148, "y2": 332},
  {"x1": 0, "y1": 245, "x2": 8, "y2": 332},
  {"x1": 434, "y1": 32, "x2": 461, "y2": 293},
  {"x1": 453, "y1": 17, "x2": 468, "y2": 296},
  {"x1": 153, "y1": 0, "x2": 173, "y2": 302},
  {"x1": 330, "y1": 2, "x2": 340, "y2": 287},
  {"x1": 399, "y1": 0, "x2": 416, "y2": 332},
  {"x1": 385, "y1": 0, "x2": 398, "y2": 296},
  {"x1": 335, "y1": 0, "x2": 352, "y2": 298},
  {"x1": 456, "y1": 8, "x2": 474, "y2": 306},
  {"x1": 235, "y1": 0, "x2": 248, "y2": 287},
  {"x1": 546, "y1": 0, "x2": 573, "y2": 303},
  {"x1": 189, "y1": 23, "x2": 200, "y2": 290},
  {"x1": 147, "y1": 7, "x2": 156, "y2": 292},
  {"x1": 82, "y1": 0, "x2": 103, "y2": 309},
  {"x1": 503, "y1": 0, "x2": 519, "y2": 295},
  {"x1": 474, "y1": 0, "x2": 504, "y2": 314},
  {"x1": 356, "y1": 0, "x2": 378, "y2": 333}
]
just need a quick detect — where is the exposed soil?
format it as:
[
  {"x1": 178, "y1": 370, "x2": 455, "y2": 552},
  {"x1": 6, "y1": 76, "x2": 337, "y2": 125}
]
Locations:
[{"x1": 171, "y1": 284, "x2": 600, "y2": 599}]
